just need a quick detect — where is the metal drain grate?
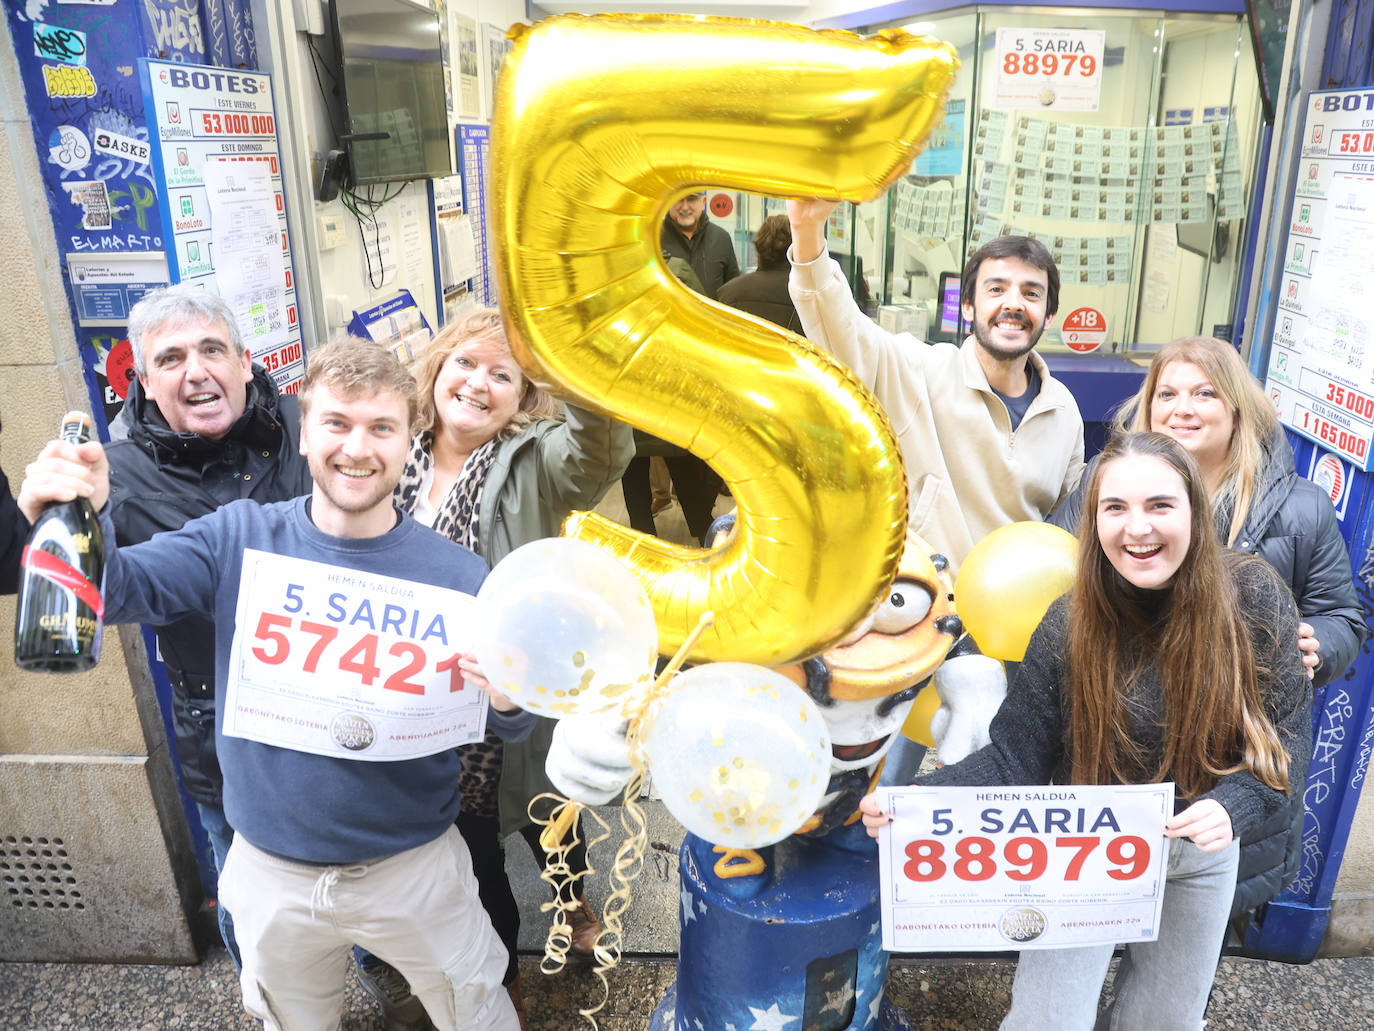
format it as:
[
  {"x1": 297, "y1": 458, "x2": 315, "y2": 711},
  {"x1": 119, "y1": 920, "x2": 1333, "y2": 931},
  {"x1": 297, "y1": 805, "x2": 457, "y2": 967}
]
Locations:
[{"x1": 1, "y1": 836, "x2": 83, "y2": 912}]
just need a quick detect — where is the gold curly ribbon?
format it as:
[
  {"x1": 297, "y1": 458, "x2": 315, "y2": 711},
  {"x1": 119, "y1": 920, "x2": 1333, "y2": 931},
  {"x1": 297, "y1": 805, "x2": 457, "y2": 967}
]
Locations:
[
  {"x1": 529, "y1": 792, "x2": 612, "y2": 975},
  {"x1": 531, "y1": 611, "x2": 716, "y2": 1030}
]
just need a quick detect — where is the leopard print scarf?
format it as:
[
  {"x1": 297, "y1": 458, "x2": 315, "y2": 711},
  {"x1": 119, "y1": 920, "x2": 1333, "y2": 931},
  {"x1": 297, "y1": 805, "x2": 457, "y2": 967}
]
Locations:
[
  {"x1": 395, "y1": 432, "x2": 499, "y2": 552},
  {"x1": 396, "y1": 432, "x2": 505, "y2": 818}
]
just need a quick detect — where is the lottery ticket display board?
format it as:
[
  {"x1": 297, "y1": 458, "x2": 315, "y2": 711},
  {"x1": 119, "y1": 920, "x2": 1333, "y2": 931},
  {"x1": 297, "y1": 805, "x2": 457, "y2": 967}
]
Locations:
[
  {"x1": 1265, "y1": 88, "x2": 1374, "y2": 470},
  {"x1": 876, "y1": 784, "x2": 1172, "y2": 952},
  {"x1": 139, "y1": 59, "x2": 304, "y2": 393}
]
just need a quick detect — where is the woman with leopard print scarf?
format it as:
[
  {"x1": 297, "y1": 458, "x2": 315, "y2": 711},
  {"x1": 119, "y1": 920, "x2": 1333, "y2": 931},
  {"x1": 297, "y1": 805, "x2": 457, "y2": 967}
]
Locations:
[{"x1": 355, "y1": 307, "x2": 633, "y2": 1031}]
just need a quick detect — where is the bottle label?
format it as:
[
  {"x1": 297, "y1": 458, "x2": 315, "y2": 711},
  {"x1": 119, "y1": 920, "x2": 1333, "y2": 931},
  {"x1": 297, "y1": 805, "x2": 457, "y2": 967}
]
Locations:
[{"x1": 21, "y1": 545, "x2": 105, "y2": 620}]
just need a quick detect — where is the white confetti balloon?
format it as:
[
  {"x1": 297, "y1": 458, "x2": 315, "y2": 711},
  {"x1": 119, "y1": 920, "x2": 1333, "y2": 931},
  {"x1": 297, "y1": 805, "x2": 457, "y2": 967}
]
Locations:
[
  {"x1": 475, "y1": 538, "x2": 658, "y2": 718},
  {"x1": 642, "y1": 662, "x2": 832, "y2": 849}
]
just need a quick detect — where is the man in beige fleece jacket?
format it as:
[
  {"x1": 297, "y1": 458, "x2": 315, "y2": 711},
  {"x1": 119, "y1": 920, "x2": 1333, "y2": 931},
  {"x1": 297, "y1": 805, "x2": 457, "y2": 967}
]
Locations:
[{"x1": 788, "y1": 199, "x2": 1084, "y2": 572}]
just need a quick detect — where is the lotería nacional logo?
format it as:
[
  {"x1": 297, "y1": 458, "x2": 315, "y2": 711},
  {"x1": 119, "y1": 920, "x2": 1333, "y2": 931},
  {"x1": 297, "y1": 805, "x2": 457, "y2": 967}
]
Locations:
[
  {"x1": 330, "y1": 712, "x2": 376, "y2": 752},
  {"x1": 999, "y1": 906, "x2": 1047, "y2": 944}
]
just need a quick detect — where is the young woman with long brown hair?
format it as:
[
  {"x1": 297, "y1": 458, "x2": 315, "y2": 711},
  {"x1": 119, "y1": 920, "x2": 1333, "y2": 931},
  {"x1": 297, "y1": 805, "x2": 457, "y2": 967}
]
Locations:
[
  {"x1": 1051, "y1": 336, "x2": 1364, "y2": 922},
  {"x1": 862, "y1": 432, "x2": 1311, "y2": 1030}
]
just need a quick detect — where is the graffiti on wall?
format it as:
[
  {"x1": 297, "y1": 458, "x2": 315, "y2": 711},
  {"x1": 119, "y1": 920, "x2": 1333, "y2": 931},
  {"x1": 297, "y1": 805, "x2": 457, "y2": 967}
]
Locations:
[{"x1": 7, "y1": 0, "x2": 259, "y2": 429}]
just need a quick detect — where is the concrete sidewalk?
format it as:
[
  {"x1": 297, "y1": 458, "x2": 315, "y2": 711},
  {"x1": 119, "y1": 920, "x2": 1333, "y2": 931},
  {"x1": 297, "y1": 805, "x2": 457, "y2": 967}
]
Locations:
[{"x1": 1, "y1": 947, "x2": 1371, "y2": 1030}]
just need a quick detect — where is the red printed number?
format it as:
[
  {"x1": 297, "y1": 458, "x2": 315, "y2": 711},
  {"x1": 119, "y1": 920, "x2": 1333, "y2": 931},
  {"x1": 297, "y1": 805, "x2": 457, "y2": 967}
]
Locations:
[
  {"x1": 1002, "y1": 52, "x2": 1096, "y2": 77},
  {"x1": 903, "y1": 840, "x2": 947, "y2": 881},
  {"x1": 953, "y1": 837, "x2": 998, "y2": 881},
  {"x1": 1105, "y1": 836, "x2": 1150, "y2": 880},
  {"x1": 252, "y1": 613, "x2": 291, "y2": 664},
  {"x1": 339, "y1": 635, "x2": 381, "y2": 685},
  {"x1": 299, "y1": 620, "x2": 338, "y2": 672},
  {"x1": 435, "y1": 653, "x2": 465, "y2": 693},
  {"x1": 249, "y1": 614, "x2": 457, "y2": 696},
  {"x1": 385, "y1": 642, "x2": 427, "y2": 696},
  {"x1": 1004, "y1": 837, "x2": 1048, "y2": 881},
  {"x1": 901, "y1": 835, "x2": 1150, "y2": 882}
]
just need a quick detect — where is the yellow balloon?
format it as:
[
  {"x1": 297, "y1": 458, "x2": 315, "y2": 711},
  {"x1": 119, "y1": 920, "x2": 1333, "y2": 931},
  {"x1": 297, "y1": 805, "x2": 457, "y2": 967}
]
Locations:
[
  {"x1": 901, "y1": 681, "x2": 943, "y2": 748},
  {"x1": 955, "y1": 522, "x2": 1078, "y2": 662},
  {"x1": 490, "y1": 14, "x2": 959, "y2": 665}
]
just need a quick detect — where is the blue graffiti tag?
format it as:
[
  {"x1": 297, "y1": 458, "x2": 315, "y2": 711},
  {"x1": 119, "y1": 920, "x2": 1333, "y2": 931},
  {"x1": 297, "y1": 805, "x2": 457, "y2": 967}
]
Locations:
[{"x1": 34, "y1": 23, "x2": 88, "y2": 67}]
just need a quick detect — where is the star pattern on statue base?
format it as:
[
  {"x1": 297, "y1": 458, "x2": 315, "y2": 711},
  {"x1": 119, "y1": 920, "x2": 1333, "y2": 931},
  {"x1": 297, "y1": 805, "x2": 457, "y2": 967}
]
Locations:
[{"x1": 748, "y1": 1002, "x2": 800, "y2": 1031}]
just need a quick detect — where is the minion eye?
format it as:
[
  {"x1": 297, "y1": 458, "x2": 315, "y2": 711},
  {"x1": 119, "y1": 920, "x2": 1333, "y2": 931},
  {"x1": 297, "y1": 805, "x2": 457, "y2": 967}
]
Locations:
[{"x1": 871, "y1": 579, "x2": 933, "y2": 635}]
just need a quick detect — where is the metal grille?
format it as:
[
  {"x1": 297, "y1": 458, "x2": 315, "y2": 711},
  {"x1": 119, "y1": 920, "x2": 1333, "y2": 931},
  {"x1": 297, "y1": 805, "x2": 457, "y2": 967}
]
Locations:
[{"x1": 1, "y1": 836, "x2": 83, "y2": 912}]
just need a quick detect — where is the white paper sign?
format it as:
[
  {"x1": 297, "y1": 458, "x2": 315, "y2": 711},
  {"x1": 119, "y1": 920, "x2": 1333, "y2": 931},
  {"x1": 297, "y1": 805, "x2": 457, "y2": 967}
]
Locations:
[
  {"x1": 440, "y1": 213, "x2": 479, "y2": 285},
  {"x1": 224, "y1": 550, "x2": 488, "y2": 761},
  {"x1": 876, "y1": 783, "x2": 1172, "y2": 951},
  {"x1": 993, "y1": 28, "x2": 1105, "y2": 112},
  {"x1": 140, "y1": 58, "x2": 304, "y2": 393},
  {"x1": 1268, "y1": 171, "x2": 1374, "y2": 466},
  {"x1": 204, "y1": 161, "x2": 292, "y2": 355}
]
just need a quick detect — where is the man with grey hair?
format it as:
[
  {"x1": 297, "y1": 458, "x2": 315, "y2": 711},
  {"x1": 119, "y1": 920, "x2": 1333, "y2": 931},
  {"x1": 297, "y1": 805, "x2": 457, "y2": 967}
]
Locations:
[
  {"x1": 19, "y1": 333, "x2": 525, "y2": 1031},
  {"x1": 661, "y1": 190, "x2": 740, "y2": 301},
  {"x1": 105, "y1": 283, "x2": 311, "y2": 974}
]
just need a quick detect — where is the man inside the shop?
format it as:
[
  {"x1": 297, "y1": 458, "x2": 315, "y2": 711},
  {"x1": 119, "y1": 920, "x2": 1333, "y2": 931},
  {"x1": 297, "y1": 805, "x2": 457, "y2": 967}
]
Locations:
[
  {"x1": 787, "y1": 198, "x2": 1084, "y2": 569},
  {"x1": 661, "y1": 190, "x2": 741, "y2": 301}
]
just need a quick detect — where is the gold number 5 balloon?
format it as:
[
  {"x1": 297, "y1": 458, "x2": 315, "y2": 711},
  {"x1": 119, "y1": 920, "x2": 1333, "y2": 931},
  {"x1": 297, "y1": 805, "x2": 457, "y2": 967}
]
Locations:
[{"x1": 490, "y1": 14, "x2": 958, "y2": 665}]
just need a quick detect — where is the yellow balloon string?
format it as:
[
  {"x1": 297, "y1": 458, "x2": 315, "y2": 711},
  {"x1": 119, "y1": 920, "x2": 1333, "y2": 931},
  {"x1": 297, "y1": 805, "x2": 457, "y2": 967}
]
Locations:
[{"x1": 529, "y1": 611, "x2": 715, "y2": 1030}]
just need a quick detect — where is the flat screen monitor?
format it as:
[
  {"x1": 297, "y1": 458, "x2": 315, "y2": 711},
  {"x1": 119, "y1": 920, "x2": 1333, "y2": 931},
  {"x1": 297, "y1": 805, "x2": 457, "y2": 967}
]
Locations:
[
  {"x1": 330, "y1": 0, "x2": 452, "y2": 186},
  {"x1": 931, "y1": 271, "x2": 963, "y2": 342}
]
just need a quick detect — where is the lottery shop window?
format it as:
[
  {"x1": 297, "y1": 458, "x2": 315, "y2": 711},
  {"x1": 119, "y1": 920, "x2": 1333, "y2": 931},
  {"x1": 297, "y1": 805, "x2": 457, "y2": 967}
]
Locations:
[{"x1": 855, "y1": 9, "x2": 1261, "y2": 356}]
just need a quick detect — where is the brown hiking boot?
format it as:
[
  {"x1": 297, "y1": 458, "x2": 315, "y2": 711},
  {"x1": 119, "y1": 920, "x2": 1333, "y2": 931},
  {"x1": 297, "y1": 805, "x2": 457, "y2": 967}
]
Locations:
[{"x1": 568, "y1": 896, "x2": 604, "y2": 958}]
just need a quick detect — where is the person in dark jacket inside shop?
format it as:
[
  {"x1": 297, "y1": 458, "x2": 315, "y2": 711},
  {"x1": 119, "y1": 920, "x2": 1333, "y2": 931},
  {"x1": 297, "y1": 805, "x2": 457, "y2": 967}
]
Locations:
[
  {"x1": 1049, "y1": 334, "x2": 1367, "y2": 918},
  {"x1": 104, "y1": 284, "x2": 311, "y2": 969},
  {"x1": 717, "y1": 213, "x2": 804, "y2": 334},
  {"x1": 660, "y1": 189, "x2": 740, "y2": 301},
  {"x1": 618, "y1": 253, "x2": 722, "y2": 543}
]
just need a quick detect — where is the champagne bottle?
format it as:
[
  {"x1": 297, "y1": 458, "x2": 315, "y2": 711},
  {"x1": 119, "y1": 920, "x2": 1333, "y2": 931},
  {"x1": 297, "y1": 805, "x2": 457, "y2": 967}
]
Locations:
[{"x1": 13, "y1": 412, "x2": 105, "y2": 672}]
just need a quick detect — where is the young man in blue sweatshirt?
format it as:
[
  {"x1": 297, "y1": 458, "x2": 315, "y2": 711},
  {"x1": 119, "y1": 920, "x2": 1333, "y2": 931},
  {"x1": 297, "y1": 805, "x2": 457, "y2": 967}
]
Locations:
[{"x1": 19, "y1": 336, "x2": 527, "y2": 1031}]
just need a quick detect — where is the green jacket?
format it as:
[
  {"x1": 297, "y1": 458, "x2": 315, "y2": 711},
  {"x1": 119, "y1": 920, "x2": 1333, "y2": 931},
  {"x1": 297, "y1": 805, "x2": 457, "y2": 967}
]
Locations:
[{"x1": 476, "y1": 404, "x2": 635, "y2": 834}]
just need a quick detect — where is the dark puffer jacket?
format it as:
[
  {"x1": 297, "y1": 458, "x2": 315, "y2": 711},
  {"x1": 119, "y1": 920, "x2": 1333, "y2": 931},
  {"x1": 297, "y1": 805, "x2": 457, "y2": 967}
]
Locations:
[
  {"x1": 661, "y1": 213, "x2": 740, "y2": 301},
  {"x1": 0, "y1": 466, "x2": 25, "y2": 595},
  {"x1": 105, "y1": 368, "x2": 310, "y2": 804}
]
